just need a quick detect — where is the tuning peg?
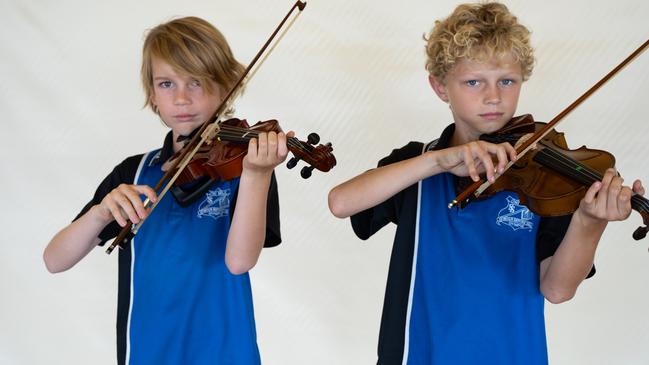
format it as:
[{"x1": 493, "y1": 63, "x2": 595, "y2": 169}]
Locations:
[
  {"x1": 301, "y1": 165, "x2": 314, "y2": 179},
  {"x1": 286, "y1": 157, "x2": 299, "y2": 169},
  {"x1": 307, "y1": 133, "x2": 320, "y2": 145},
  {"x1": 633, "y1": 226, "x2": 647, "y2": 241}
]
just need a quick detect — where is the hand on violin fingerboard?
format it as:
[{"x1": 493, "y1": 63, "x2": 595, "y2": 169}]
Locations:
[
  {"x1": 577, "y1": 168, "x2": 645, "y2": 224},
  {"x1": 242, "y1": 131, "x2": 295, "y2": 175}
]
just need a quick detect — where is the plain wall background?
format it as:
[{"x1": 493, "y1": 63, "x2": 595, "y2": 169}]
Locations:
[{"x1": 2, "y1": 0, "x2": 648, "y2": 364}]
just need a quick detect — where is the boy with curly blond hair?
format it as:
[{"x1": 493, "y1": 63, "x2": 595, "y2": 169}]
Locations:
[{"x1": 329, "y1": 3, "x2": 643, "y2": 364}]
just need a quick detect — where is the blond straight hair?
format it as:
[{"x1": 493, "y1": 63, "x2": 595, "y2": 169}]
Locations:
[{"x1": 141, "y1": 16, "x2": 245, "y2": 112}]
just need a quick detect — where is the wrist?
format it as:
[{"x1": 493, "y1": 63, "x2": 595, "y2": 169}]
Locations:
[
  {"x1": 241, "y1": 167, "x2": 273, "y2": 182},
  {"x1": 573, "y1": 207, "x2": 608, "y2": 231},
  {"x1": 89, "y1": 204, "x2": 115, "y2": 226},
  {"x1": 423, "y1": 150, "x2": 444, "y2": 176}
]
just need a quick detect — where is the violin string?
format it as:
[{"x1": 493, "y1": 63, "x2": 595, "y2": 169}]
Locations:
[
  {"x1": 216, "y1": 131, "x2": 312, "y2": 154},
  {"x1": 539, "y1": 147, "x2": 649, "y2": 213},
  {"x1": 536, "y1": 144, "x2": 649, "y2": 213},
  {"x1": 537, "y1": 143, "x2": 603, "y2": 183},
  {"x1": 218, "y1": 125, "x2": 313, "y2": 154}
]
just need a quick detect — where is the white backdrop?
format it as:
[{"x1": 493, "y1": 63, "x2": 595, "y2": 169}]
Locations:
[{"x1": 2, "y1": 0, "x2": 648, "y2": 364}]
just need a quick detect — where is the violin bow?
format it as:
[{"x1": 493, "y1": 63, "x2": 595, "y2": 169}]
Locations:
[
  {"x1": 449, "y1": 38, "x2": 649, "y2": 209},
  {"x1": 106, "y1": 1, "x2": 307, "y2": 254}
]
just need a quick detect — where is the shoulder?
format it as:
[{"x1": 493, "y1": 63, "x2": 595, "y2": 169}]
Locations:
[
  {"x1": 110, "y1": 154, "x2": 147, "y2": 183},
  {"x1": 377, "y1": 141, "x2": 425, "y2": 167}
]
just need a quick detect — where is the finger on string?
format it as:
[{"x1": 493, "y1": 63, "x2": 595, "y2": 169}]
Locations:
[
  {"x1": 257, "y1": 132, "x2": 269, "y2": 158},
  {"x1": 267, "y1": 132, "x2": 278, "y2": 157},
  {"x1": 277, "y1": 132, "x2": 288, "y2": 157},
  {"x1": 248, "y1": 137, "x2": 258, "y2": 158},
  {"x1": 583, "y1": 181, "x2": 601, "y2": 205},
  {"x1": 606, "y1": 176, "x2": 625, "y2": 216},
  {"x1": 633, "y1": 179, "x2": 645, "y2": 196}
]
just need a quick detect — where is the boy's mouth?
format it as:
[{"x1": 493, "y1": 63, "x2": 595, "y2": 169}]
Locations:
[
  {"x1": 479, "y1": 112, "x2": 504, "y2": 120},
  {"x1": 174, "y1": 113, "x2": 198, "y2": 122}
]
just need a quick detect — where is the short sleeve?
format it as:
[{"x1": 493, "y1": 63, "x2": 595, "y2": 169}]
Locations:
[
  {"x1": 536, "y1": 213, "x2": 596, "y2": 278},
  {"x1": 73, "y1": 155, "x2": 143, "y2": 245},
  {"x1": 263, "y1": 172, "x2": 282, "y2": 248},
  {"x1": 350, "y1": 142, "x2": 423, "y2": 240}
]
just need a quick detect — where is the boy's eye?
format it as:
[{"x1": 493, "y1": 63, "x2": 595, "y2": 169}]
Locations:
[
  {"x1": 466, "y1": 80, "x2": 479, "y2": 86},
  {"x1": 190, "y1": 79, "x2": 201, "y2": 88},
  {"x1": 500, "y1": 79, "x2": 515, "y2": 86},
  {"x1": 158, "y1": 81, "x2": 172, "y2": 88}
]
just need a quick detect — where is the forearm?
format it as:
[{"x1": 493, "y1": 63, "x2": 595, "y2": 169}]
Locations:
[
  {"x1": 43, "y1": 205, "x2": 109, "y2": 273},
  {"x1": 328, "y1": 151, "x2": 442, "y2": 218},
  {"x1": 225, "y1": 169, "x2": 272, "y2": 275},
  {"x1": 540, "y1": 209, "x2": 607, "y2": 303}
]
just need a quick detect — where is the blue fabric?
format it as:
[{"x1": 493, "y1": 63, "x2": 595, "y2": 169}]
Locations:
[
  {"x1": 407, "y1": 172, "x2": 546, "y2": 365},
  {"x1": 127, "y1": 150, "x2": 260, "y2": 365}
]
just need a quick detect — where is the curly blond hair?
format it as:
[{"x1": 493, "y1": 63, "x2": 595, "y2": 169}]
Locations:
[
  {"x1": 141, "y1": 16, "x2": 245, "y2": 113},
  {"x1": 425, "y1": 2, "x2": 534, "y2": 82}
]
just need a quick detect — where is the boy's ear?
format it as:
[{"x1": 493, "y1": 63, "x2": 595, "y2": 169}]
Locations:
[{"x1": 428, "y1": 75, "x2": 449, "y2": 103}]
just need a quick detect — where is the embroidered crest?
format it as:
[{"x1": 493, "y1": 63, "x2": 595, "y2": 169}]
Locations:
[
  {"x1": 197, "y1": 187, "x2": 231, "y2": 220},
  {"x1": 496, "y1": 195, "x2": 534, "y2": 231}
]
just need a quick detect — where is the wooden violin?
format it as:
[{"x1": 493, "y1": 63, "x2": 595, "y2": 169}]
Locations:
[
  {"x1": 163, "y1": 117, "x2": 336, "y2": 207},
  {"x1": 470, "y1": 114, "x2": 649, "y2": 240}
]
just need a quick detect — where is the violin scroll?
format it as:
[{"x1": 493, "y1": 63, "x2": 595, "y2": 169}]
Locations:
[{"x1": 286, "y1": 132, "x2": 336, "y2": 179}]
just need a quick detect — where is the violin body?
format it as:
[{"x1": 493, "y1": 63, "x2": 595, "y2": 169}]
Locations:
[
  {"x1": 170, "y1": 118, "x2": 280, "y2": 185},
  {"x1": 162, "y1": 117, "x2": 336, "y2": 206},
  {"x1": 481, "y1": 115, "x2": 616, "y2": 216}
]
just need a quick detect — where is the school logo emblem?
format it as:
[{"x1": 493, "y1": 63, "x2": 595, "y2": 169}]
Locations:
[
  {"x1": 496, "y1": 195, "x2": 534, "y2": 231},
  {"x1": 197, "y1": 187, "x2": 231, "y2": 220}
]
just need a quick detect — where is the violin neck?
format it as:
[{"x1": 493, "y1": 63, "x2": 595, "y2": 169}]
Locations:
[{"x1": 215, "y1": 128, "x2": 306, "y2": 156}]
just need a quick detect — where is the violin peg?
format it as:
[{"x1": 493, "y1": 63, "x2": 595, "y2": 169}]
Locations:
[
  {"x1": 300, "y1": 165, "x2": 314, "y2": 179},
  {"x1": 633, "y1": 226, "x2": 647, "y2": 241},
  {"x1": 287, "y1": 157, "x2": 299, "y2": 169},
  {"x1": 307, "y1": 133, "x2": 320, "y2": 145}
]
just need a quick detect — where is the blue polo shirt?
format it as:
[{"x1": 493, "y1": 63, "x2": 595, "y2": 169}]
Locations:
[
  {"x1": 76, "y1": 131, "x2": 281, "y2": 365},
  {"x1": 351, "y1": 123, "x2": 582, "y2": 365}
]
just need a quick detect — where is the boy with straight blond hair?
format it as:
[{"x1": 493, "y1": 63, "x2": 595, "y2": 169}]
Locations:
[{"x1": 44, "y1": 16, "x2": 289, "y2": 364}]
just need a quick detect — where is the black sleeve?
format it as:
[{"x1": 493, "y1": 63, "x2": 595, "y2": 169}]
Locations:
[
  {"x1": 536, "y1": 214, "x2": 596, "y2": 278},
  {"x1": 264, "y1": 172, "x2": 282, "y2": 247},
  {"x1": 350, "y1": 142, "x2": 423, "y2": 240},
  {"x1": 229, "y1": 171, "x2": 281, "y2": 248},
  {"x1": 73, "y1": 155, "x2": 143, "y2": 245}
]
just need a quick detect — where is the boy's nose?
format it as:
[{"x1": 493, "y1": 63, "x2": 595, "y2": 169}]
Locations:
[
  {"x1": 484, "y1": 85, "x2": 501, "y2": 104},
  {"x1": 174, "y1": 88, "x2": 191, "y2": 105}
]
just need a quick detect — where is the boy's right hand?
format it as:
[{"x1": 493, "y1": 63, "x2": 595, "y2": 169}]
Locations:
[
  {"x1": 96, "y1": 184, "x2": 157, "y2": 227},
  {"x1": 435, "y1": 141, "x2": 517, "y2": 183}
]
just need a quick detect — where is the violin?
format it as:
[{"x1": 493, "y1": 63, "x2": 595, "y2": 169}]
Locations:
[
  {"x1": 469, "y1": 114, "x2": 649, "y2": 240},
  {"x1": 164, "y1": 117, "x2": 336, "y2": 207},
  {"x1": 450, "y1": 39, "x2": 649, "y2": 241}
]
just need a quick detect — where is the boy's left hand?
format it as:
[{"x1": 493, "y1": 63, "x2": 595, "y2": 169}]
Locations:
[
  {"x1": 243, "y1": 131, "x2": 295, "y2": 174},
  {"x1": 577, "y1": 168, "x2": 645, "y2": 224}
]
